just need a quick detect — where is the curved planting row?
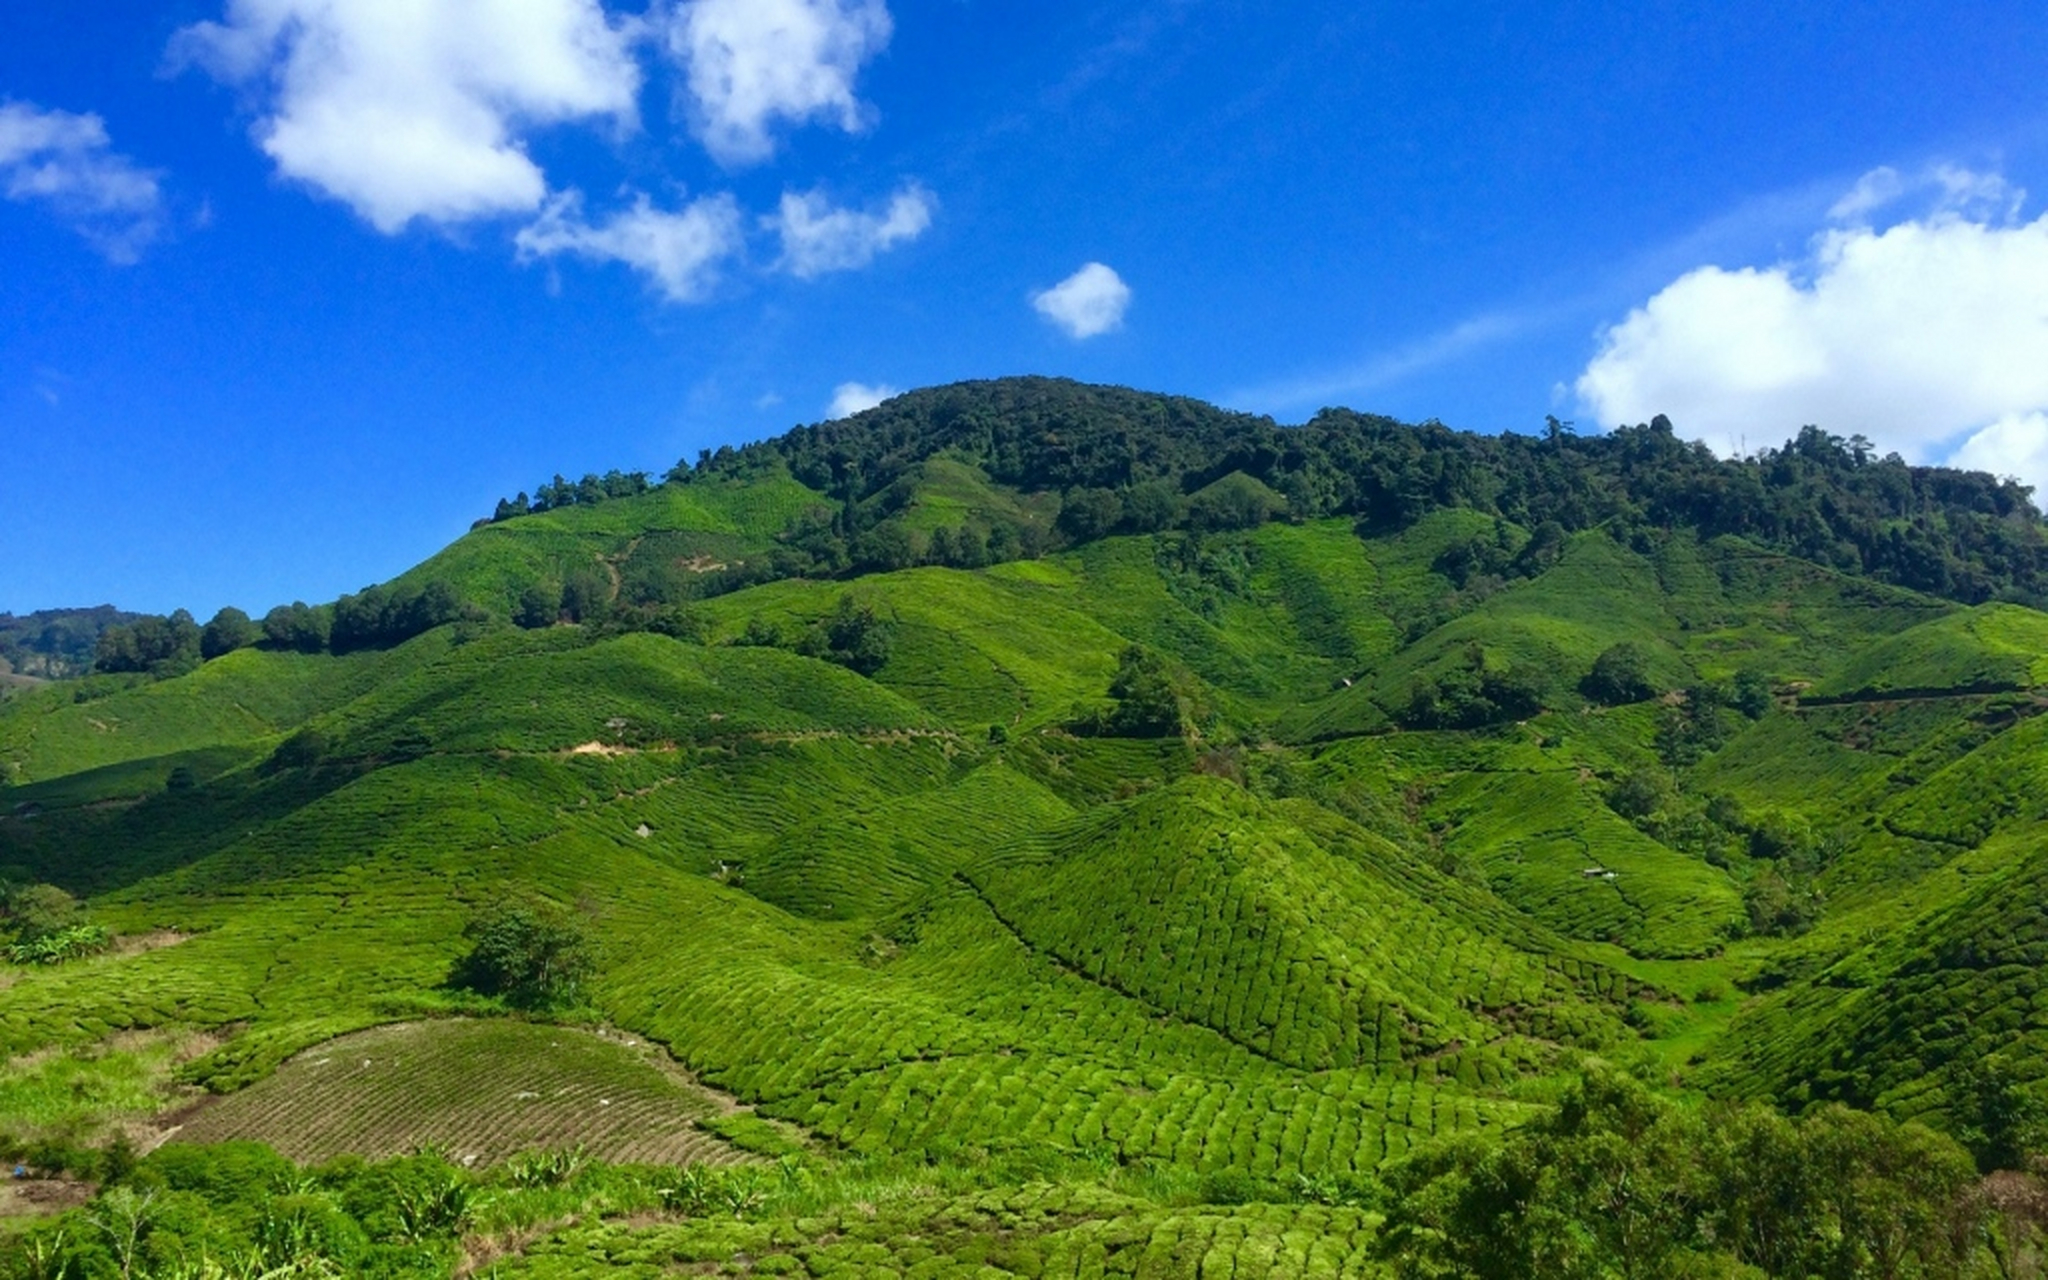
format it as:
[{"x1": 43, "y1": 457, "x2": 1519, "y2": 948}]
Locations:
[{"x1": 175, "y1": 1019, "x2": 751, "y2": 1168}]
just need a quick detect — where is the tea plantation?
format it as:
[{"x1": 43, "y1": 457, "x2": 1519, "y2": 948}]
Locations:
[{"x1": 3, "y1": 379, "x2": 2048, "y2": 1275}]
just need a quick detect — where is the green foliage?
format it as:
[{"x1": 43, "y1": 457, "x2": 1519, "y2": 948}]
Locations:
[
  {"x1": 261, "y1": 601, "x2": 331, "y2": 654},
  {"x1": 92, "y1": 610, "x2": 203, "y2": 678},
  {"x1": 1097, "y1": 645, "x2": 1197, "y2": 738},
  {"x1": 450, "y1": 899, "x2": 593, "y2": 1008},
  {"x1": 1398, "y1": 644, "x2": 1549, "y2": 729},
  {"x1": 1583, "y1": 641, "x2": 1658, "y2": 706},
  {"x1": 16, "y1": 376, "x2": 2048, "y2": 1269},
  {"x1": 330, "y1": 579, "x2": 472, "y2": 653},
  {"x1": 7, "y1": 923, "x2": 111, "y2": 965},
  {"x1": 198, "y1": 607, "x2": 257, "y2": 661},
  {"x1": 1380, "y1": 1067, "x2": 1985, "y2": 1280}
]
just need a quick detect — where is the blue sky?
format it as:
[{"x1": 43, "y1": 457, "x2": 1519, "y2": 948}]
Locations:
[{"x1": 4, "y1": 0, "x2": 2047, "y2": 616}]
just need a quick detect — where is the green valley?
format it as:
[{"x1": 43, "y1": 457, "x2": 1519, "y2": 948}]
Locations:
[{"x1": 2, "y1": 378, "x2": 2047, "y2": 1277}]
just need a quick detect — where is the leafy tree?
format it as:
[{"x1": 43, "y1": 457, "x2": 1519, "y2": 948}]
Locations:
[
  {"x1": 819, "y1": 595, "x2": 893, "y2": 676},
  {"x1": 199, "y1": 606, "x2": 257, "y2": 660},
  {"x1": 514, "y1": 582, "x2": 560, "y2": 629},
  {"x1": 450, "y1": 898, "x2": 594, "y2": 1008},
  {"x1": 1399, "y1": 647, "x2": 1551, "y2": 729},
  {"x1": 1744, "y1": 865, "x2": 1822, "y2": 937},
  {"x1": 1608, "y1": 770, "x2": 1669, "y2": 821},
  {"x1": 1582, "y1": 642, "x2": 1659, "y2": 706},
  {"x1": 1123, "y1": 480, "x2": 1184, "y2": 532},
  {"x1": 1956, "y1": 1054, "x2": 2048, "y2": 1173},
  {"x1": 1730, "y1": 669, "x2": 1776, "y2": 718},
  {"x1": 1380, "y1": 1067, "x2": 1985, "y2": 1280},
  {"x1": 261, "y1": 602, "x2": 330, "y2": 654},
  {"x1": 1101, "y1": 646, "x2": 1196, "y2": 738},
  {"x1": 1058, "y1": 487, "x2": 1124, "y2": 542},
  {"x1": 559, "y1": 568, "x2": 611, "y2": 625}
]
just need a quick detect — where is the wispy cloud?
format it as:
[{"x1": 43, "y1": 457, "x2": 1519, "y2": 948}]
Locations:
[
  {"x1": 1228, "y1": 311, "x2": 1539, "y2": 415},
  {"x1": 768, "y1": 183, "x2": 932, "y2": 278},
  {"x1": 0, "y1": 101, "x2": 163, "y2": 262},
  {"x1": 515, "y1": 191, "x2": 745, "y2": 302}
]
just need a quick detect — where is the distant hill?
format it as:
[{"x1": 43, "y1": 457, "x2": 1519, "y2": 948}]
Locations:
[
  {"x1": 0, "y1": 605, "x2": 143, "y2": 681},
  {"x1": 6, "y1": 378, "x2": 2048, "y2": 1273}
]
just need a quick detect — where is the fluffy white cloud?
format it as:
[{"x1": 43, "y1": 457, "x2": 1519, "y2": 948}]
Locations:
[
  {"x1": 768, "y1": 182, "x2": 930, "y2": 277},
  {"x1": 828, "y1": 381, "x2": 897, "y2": 418},
  {"x1": 1032, "y1": 262, "x2": 1131, "y2": 339},
  {"x1": 665, "y1": 0, "x2": 891, "y2": 166},
  {"x1": 515, "y1": 190, "x2": 744, "y2": 301},
  {"x1": 1576, "y1": 167, "x2": 2048, "y2": 474},
  {"x1": 0, "y1": 102, "x2": 162, "y2": 260},
  {"x1": 1953, "y1": 412, "x2": 2048, "y2": 499},
  {"x1": 173, "y1": 0, "x2": 641, "y2": 231}
]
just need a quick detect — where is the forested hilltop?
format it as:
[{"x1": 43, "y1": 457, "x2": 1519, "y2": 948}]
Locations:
[
  {"x1": 79, "y1": 379, "x2": 2048, "y2": 679},
  {"x1": 512, "y1": 378, "x2": 2048, "y2": 605},
  {"x1": 6, "y1": 378, "x2": 2048, "y2": 1276}
]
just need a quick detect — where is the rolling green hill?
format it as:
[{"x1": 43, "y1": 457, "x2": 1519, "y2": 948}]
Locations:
[{"x1": 4, "y1": 378, "x2": 2048, "y2": 1276}]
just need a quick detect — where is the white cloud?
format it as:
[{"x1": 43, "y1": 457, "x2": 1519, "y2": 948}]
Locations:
[
  {"x1": 828, "y1": 381, "x2": 897, "y2": 418},
  {"x1": 515, "y1": 190, "x2": 744, "y2": 301},
  {"x1": 768, "y1": 182, "x2": 930, "y2": 277},
  {"x1": 1953, "y1": 412, "x2": 2048, "y2": 499},
  {"x1": 0, "y1": 102, "x2": 163, "y2": 261},
  {"x1": 1032, "y1": 262, "x2": 1131, "y2": 339},
  {"x1": 1576, "y1": 166, "x2": 2048, "y2": 469},
  {"x1": 172, "y1": 0, "x2": 641, "y2": 232},
  {"x1": 665, "y1": 0, "x2": 891, "y2": 167}
]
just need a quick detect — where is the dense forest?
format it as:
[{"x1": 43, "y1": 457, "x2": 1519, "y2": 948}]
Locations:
[{"x1": 498, "y1": 377, "x2": 2048, "y2": 604}]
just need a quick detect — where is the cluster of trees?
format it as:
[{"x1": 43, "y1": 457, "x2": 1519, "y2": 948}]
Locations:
[
  {"x1": 675, "y1": 379, "x2": 2047, "y2": 608},
  {"x1": 1378, "y1": 1066, "x2": 2045, "y2": 1279},
  {"x1": 1081, "y1": 645, "x2": 1205, "y2": 738},
  {"x1": 735, "y1": 595, "x2": 894, "y2": 676},
  {"x1": 330, "y1": 581, "x2": 476, "y2": 653},
  {"x1": 92, "y1": 581, "x2": 476, "y2": 677},
  {"x1": 449, "y1": 897, "x2": 593, "y2": 1009},
  {"x1": 90, "y1": 610, "x2": 205, "y2": 676},
  {"x1": 1398, "y1": 645, "x2": 1551, "y2": 730},
  {"x1": 488, "y1": 469, "x2": 653, "y2": 522},
  {"x1": 0, "y1": 880, "x2": 109, "y2": 965}
]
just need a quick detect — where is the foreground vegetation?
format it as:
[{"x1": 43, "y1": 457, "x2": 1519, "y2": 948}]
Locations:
[{"x1": 5, "y1": 379, "x2": 2048, "y2": 1274}]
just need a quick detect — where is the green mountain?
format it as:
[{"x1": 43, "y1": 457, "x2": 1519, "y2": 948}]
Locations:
[{"x1": 3, "y1": 378, "x2": 2047, "y2": 1276}]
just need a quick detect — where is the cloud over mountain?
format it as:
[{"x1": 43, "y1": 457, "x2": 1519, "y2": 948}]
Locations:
[{"x1": 1576, "y1": 166, "x2": 2048, "y2": 494}]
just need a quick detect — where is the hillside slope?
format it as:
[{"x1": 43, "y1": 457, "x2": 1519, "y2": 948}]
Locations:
[{"x1": 6, "y1": 377, "x2": 2048, "y2": 1271}]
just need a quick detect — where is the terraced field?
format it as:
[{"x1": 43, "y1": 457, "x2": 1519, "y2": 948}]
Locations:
[{"x1": 174, "y1": 1020, "x2": 755, "y2": 1167}]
